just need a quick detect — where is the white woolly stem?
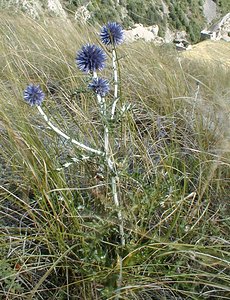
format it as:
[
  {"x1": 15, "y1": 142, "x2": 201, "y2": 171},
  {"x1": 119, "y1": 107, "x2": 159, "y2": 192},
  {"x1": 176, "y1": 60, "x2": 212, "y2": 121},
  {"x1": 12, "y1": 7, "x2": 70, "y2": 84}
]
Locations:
[
  {"x1": 112, "y1": 175, "x2": 125, "y2": 246},
  {"x1": 104, "y1": 126, "x2": 109, "y2": 158},
  {"x1": 96, "y1": 93, "x2": 125, "y2": 247},
  {"x1": 93, "y1": 71, "x2": 97, "y2": 78},
  {"x1": 111, "y1": 49, "x2": 125, "y2": 244},
  {"x1": 37, "y1": 106, "x2": 103, "y2": 156},
  {"x1": 110, "y1": 48, "x2": 125, "y2": 299},
  {"x1": 102, "y1": 98, "x2": 109, "y2": 155},
  {"x1": 96, "y1": 94, "x2": 104, "y2": 115},
  {"x1": 96, "y1": 93, "x2": 109, "y2": 157},
  {"x1": 111, "y1": 49, "x2": 119, "y2": 120}
]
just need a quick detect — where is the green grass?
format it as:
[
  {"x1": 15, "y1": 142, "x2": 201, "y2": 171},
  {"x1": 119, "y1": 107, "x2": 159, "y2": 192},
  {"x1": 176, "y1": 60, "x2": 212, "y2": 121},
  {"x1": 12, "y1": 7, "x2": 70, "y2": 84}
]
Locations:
[{"x1": 0, "y1": 12, "x2": 230, "y2": 299}]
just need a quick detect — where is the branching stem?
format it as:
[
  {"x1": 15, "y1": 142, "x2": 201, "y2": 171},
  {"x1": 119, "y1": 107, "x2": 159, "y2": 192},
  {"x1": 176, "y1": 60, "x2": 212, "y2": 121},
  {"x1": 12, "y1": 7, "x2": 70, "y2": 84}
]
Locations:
[{"x1": 37, "y1": 106, "x2": 103, "y2": 156}]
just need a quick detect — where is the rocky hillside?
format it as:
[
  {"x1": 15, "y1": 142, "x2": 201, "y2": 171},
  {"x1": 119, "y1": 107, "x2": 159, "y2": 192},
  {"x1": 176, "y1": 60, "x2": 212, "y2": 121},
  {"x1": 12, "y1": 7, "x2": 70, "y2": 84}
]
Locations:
[{"x1": 1, "y1": 0, "x2": 230, "y2": 43}]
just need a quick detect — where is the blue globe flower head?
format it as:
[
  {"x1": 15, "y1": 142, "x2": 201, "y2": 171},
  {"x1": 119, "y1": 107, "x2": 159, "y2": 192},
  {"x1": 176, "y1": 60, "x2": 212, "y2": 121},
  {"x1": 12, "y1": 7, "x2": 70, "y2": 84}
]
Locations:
[
  {"x1": 23, "y1": 84, "x2": 45, "y2": 106},
  {"x1": 100, "y1": 22, "x2": 124, "y2": 46},
  {"x1": 88, "y1": 77, "x2": 110, "y2": 97},
  {"x1": 76, "y1": 44, "x2": 106, "y2": 73}
]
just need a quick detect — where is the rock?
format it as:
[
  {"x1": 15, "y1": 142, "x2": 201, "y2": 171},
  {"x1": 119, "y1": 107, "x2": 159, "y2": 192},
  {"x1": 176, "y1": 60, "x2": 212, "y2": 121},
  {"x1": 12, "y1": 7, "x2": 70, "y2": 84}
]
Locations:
[
  {"x1": 124, "y1": 24, "x2": 160, "y2": 43},
  {"x1": 164, "y1": 27, "x2": 188, "y2": 43},
  {"x1": 175, "y1": 41, "x2": 192, "y2": 51},
  {"x1": 151, "y1": 25, "x2": 159, "y2": 36},
  {"x1": 175, "y1": 31, "x2": 187, "y2": 40},
  {"x1": 4, "y1": 0, "x2": 67, "y2": 19},
  {"x1": 219, "y1": 13, "x2": 230, "y2": 41},
  {"x1": 47, "y1": 0, "x2": 67, "y2": 18},
  {"x1": 124, "y1": 23, "x2": 188, "y2": 46},
  {"x1": 201, "y1": 13, "x2": 230, "y2": 41},
  {"x1": 74, "y1": 5, "x2": 91, "y2": 22},
  {"x1": 154, "y1": 36, "x2": 164, "y2": 45},
  {"x1": 17, "y1": 0, "x2": 43, "y2": 19},
  {"x1": 164, "y1": 27, "x2": 175, "y2": 43}
]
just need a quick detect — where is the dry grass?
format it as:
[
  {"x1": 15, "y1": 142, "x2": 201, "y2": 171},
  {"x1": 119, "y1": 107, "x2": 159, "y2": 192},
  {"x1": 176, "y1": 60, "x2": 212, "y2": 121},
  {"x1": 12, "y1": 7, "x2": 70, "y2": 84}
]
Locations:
[
  {"x1": 0, "y1": 13, "x2": 229, "y2": 300},
  {"x1": 182, "y1": 40, "x2": 230, "y2": 67}
]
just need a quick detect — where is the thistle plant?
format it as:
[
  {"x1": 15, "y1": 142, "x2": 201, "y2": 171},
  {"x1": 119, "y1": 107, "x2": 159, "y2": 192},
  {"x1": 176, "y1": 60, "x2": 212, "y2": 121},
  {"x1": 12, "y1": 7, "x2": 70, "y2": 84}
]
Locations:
[
  {"x1": 100, "y1": 22, "x2": 124, "y2": 119},
  {"x1": 23, "y1": 21, "x2": 125, "y2": 296},
  {"x1": 76, "y1": 43, "x2": 106, "y2": 73},
  {"x1": 23, "y1": 84, "x2": 45, "y2": 106}
]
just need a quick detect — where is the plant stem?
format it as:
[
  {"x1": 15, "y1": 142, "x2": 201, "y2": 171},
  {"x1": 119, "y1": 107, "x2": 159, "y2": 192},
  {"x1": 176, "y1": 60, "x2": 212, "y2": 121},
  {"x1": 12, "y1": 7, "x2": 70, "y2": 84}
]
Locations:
[
  {"x1": 94, "y1": 61, "x2": 124, "y2": 298},
  {"x1": 37, "y1": 106, "x2": 103, "y2": 156},
  {"x1": 111, "y1": 49, "x2": 119, "y2": 120},
  {"x1": 111, "y1": 176, "x2": 125, "y2": 246},
  {"x1": 110, "y1": 47, "x2": 125, "y2": 300},
  {"x1": 103, "y1": 99, "x2": 109, "y2": 155},
  {"x1": 97, "y1": 92, "x2": 125, "y2": 248}
]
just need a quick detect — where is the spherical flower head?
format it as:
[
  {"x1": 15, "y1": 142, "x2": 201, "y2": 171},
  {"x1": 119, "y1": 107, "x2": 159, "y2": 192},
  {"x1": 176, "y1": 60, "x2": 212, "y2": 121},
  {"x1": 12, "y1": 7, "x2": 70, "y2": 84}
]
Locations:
[
  {"x1": 23, "y1": 84, "x2": 45, "y2": 106},
  {"x1": 100, "y1": 22, "x2": 124, "y2": 46},
  {"x1": 76, "y1": 44, "x2": 106, "y2": 73},
  {"x1": 88, "y1": 77, "x2": 110, "y2": 97}
]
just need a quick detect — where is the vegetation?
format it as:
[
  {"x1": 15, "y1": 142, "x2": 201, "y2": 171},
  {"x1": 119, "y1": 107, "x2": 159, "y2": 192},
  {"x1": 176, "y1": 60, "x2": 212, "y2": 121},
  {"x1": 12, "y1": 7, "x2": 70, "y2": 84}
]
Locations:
[
  {"x1": 214, "y1": 0, "x2": 230, "y2": 15},
  {"x1": 1, "y1": 0, "x2": 230, "y2": 43},
  {"x1": 0, "y1": 13, "x2": 230, "y2": 299},
  {"x1": 80, "y1": 0, "x2": 206, "y2": 42},
  {"x1": 63, "y1": 0, "x2": 229, "y2": 43}
]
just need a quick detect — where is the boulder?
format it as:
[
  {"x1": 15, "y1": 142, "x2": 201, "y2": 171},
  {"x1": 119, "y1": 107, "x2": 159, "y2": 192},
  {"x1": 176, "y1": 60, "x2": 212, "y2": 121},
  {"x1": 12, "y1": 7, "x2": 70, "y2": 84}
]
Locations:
[{"x1": 124, "y1": 24, "x2": 160, "y2": 43}]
